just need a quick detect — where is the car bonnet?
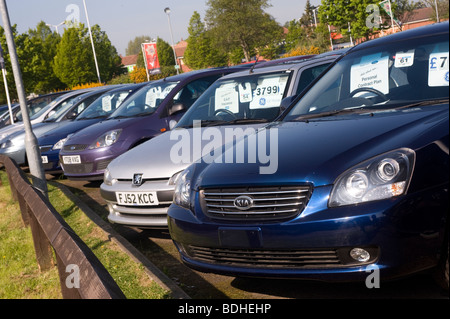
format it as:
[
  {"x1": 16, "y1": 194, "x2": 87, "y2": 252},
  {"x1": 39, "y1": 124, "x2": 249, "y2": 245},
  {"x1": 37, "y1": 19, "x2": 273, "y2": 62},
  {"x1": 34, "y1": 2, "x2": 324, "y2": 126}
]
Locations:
[{"x1": 195, "y1": 106, "x2": 449, "y2": 188}]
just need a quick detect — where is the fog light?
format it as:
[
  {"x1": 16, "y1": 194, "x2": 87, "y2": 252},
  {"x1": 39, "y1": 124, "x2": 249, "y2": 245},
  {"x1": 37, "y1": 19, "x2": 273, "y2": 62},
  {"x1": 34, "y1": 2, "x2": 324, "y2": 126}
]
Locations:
[{"x1": 350, "y1": 248, "x2": 370, "y2": 262}]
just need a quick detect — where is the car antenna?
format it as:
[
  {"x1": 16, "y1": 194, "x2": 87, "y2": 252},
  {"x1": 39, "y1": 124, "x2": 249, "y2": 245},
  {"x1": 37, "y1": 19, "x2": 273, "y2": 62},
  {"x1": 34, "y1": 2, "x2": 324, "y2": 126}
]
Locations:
[{"x1": 249, "y1": 57, "x2": 261, "y2": 74}]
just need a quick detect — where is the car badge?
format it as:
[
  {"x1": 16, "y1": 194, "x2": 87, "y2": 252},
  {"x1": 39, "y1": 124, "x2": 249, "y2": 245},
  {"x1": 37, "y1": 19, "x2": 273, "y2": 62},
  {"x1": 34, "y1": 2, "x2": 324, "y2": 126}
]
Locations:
[
  {"x1": 133, "y1": 173, "x2": 143, "y2": 186},
  {"x1": 70, "y1": 146, "x2": 76, "y2": 150},
  {"x1": 233, "y1": 195, "x2": 254, "y2": 211}
]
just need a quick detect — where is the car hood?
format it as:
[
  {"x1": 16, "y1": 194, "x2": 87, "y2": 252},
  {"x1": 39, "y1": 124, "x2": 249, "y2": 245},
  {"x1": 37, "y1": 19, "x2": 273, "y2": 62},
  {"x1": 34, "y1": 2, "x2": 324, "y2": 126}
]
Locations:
[
  {"x1": 6, "y1": 121, "x2": 68, "y2": 144},
  {"x1": 107, "y1": 123, "x2": 268, "y2": 180},
  {"x1": 195, "y1": 106, "x2": 449, "y2": 188},
  {"x1": 64, "y1": 117, "x2": 138, "y2": 144},
  {"x1": 38, "y1": 119, "x2": 101, "y2": 145}
]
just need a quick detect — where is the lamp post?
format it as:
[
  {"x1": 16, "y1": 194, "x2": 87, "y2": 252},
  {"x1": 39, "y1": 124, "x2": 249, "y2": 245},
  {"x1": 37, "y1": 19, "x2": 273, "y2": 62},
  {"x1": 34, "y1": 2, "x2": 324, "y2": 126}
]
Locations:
[
  {"x1": 0, "y1": 0, "x2": 48, "y2": 197},
  {"x1": 164, "y1": 7, "x2": 179, "y2": 74},
  {"x1": 83, "y1": 0, "x2": 102, "y2": 83},
  {"x1": 46, "y1": 21, "x2": 65, "y2": 34}
]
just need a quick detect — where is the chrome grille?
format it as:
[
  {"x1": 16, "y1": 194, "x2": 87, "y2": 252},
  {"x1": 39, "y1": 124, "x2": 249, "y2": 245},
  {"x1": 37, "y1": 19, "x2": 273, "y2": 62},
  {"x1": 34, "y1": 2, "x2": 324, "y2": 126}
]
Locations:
[
  {"x1": 63, "y1": 144, "x2": 88, "y2": 152},
  {"x1": 201, "y1": 186, "x2": 311, "y2": 221},
  {"x1": 185, "y1": 245, "x2": 341, "y2": 269}
]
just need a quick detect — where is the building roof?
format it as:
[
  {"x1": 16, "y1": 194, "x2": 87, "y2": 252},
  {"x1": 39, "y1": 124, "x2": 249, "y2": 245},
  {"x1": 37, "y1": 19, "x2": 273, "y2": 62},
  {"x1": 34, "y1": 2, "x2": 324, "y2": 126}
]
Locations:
[{"x1": 121, "y1": 54, "x2": 138, "y2": 66}]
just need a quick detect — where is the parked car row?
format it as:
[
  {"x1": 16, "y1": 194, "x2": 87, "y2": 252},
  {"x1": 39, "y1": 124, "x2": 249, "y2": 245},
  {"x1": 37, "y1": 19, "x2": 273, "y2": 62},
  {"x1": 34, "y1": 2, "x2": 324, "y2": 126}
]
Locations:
[{"x1": 0, "y1": 22, "x2": 447, "y2": 289}]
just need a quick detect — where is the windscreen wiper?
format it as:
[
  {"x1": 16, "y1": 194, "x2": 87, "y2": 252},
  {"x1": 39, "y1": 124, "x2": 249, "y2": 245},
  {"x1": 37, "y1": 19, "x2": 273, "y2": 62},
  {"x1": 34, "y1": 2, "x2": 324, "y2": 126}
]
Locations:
[
  {"x1": 204, "y1": 118, "x2": 270, "y2": 126},
  {"x1": 294, "y1": 107, "x2": 372, "y2": 121},
  {"x1": 392, "y1": 98, "x2": 449, "y2": 110}
]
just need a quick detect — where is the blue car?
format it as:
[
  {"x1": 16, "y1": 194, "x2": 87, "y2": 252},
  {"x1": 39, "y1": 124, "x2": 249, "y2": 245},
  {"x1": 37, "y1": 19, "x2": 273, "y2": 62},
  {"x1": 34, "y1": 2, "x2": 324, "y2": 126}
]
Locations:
[
  {"x1": 168, "y1": 22, "x2": 449, "y2": 288},
  {"x1": 39, "y1": 83, "x2": 147, "y2": 174}
]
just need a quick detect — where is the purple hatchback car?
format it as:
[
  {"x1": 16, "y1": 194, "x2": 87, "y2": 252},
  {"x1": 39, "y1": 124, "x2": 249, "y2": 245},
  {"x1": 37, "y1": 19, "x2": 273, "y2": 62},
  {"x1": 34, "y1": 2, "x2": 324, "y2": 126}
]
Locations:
[{"x1": 59, "y1": 66, "x2": 252, "y2": 180}]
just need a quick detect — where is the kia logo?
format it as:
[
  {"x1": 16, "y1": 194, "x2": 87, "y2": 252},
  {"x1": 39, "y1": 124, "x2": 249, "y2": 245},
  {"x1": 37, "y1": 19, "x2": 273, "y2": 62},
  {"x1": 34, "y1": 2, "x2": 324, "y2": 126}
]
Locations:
[{"x1": 233, "y1": 195, "x2": 254, "y2": 210}]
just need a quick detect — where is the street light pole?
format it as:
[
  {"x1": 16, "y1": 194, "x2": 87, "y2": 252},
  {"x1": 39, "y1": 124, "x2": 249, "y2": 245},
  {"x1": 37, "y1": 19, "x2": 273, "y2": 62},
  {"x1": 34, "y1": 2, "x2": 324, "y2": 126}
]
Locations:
[
  {"x1": 0, "y1": 44, "x2": 14, "y2": 125},
  {"x1": 46, "y1": 21, "x2": 65, "y2": 35},
  {"x1": 164, "y1": 7, "x2": 179, "y2": 74},
  {"x1": 83, "y1": 0, "x2": 102, "y2": 83},
  {"x1": 0, "y1": 0, "x2": 48, "y2": 197}
]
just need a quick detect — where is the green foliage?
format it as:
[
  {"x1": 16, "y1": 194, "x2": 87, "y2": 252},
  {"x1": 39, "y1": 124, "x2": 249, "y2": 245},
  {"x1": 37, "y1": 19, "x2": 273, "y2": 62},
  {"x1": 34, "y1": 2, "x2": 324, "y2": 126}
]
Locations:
[
  {"x1": 156, "y1": 37, "x2": 175, "y2": 67},
  {"x1": 205, "y1": 0, "x2": 283, "y2": 62},
  {"x1": 53, "y1": 26, "x2": 96, "y2": 87},
  {"x1": 53, "y1": 24, "x2": 123, "y2": 87},
  {"x1": 24, "y1": 21, "x2": 65, "y2": 94},
  {"x1": 318, "y1": 0, "x2": 390, "y2": 40},
  {"x1": 126, "y1": 35, "x2": 151, "y2": 55},
  {"x1": 184, "y1": 11, "x2": 228, "y2": 69}
]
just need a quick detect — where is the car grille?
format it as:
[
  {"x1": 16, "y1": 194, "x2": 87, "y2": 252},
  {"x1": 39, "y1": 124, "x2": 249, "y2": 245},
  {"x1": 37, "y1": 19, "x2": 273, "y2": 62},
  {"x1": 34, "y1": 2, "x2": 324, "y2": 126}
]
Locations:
[
  {"x1": 61, "y1": 163, "x2": 94, "y2": 174},
  {"x1": 39, "y1": 145, "x2": 52, "y2": 153},
  {"x1": 200, "y1": 186, "x2": 312, "y2": 221},
  {"x1": 184, "y1": 245, "x2": 342, "y2": 269},
  {"x1": 63, "y1": 144, "x2": 88, "y2": 152}
]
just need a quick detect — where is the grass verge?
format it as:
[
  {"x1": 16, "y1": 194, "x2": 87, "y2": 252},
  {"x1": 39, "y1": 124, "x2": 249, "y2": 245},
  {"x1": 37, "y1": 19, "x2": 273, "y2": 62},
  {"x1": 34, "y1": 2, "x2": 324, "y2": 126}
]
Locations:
[{"x1": 0, "y1": 170, "x2": 171, "y2": 299}]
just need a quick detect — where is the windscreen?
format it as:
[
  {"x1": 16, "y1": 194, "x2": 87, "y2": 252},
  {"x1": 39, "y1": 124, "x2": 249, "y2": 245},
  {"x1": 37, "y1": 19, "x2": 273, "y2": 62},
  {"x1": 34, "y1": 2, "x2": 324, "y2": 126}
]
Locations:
[
  {"x1": 109, "y1": 81, "x2": 179, "y2": 119},
  {"x1": 284, "y1": 33, "x2": 449, "y2": 121},
  {"x1": 176, "y1": 71, "x2": 291, "y2": 128}
]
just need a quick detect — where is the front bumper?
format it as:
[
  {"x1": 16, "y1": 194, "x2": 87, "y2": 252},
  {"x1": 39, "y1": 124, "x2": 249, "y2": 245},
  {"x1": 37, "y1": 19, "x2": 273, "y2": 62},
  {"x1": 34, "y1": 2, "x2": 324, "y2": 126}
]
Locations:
[
  {"x1": 168, "y1": 184, "x2": 448, "y2": 282},
  {"x1": 0, "y1": 147, "x2": 26, "y2": 165},
  {"x1": 101, "y1": 179, "x2": 175, "y2": 228}
]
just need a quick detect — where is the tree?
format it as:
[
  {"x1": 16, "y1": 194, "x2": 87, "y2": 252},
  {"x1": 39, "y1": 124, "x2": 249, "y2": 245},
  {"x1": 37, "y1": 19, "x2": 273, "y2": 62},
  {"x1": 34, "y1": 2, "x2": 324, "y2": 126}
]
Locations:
[
  {"x1": 205, "y1": 0, "x2": 282, "y2": 62},
  {"x1": 53, "y1": 23, "x2": 122, "y2": 87},
  {"x1": 126, "y1": 35, "x2": 151, "y2": 56},
  {"x1": 53, "y1": 25, "x2": 95, "y2": 87},
  {"x1": 90, "y1": 25, "x2": 124, "y2": 82},
  {"x1": 25, "y1": 21, "x2": 65, "y2": 93},
  {"x1": 184, "y1": 11, "x2": 228, "y2": 69},
  {"x1": 318, "y1": 0, "x2": 390, "y2": 41},
  {"x1": 156, "y1": 37, "x2": 175, "y2": 67}
]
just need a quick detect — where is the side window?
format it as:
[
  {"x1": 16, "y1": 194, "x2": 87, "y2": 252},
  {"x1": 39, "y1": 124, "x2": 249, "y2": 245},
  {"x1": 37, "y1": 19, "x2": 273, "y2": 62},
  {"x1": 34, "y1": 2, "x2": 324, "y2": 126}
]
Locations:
[
  {"x1": 296, "y1": 63, "x2": 331, "y2": 95},
  {"x1": 173, "y1": 75, "x2": 221, "y2": 110}
]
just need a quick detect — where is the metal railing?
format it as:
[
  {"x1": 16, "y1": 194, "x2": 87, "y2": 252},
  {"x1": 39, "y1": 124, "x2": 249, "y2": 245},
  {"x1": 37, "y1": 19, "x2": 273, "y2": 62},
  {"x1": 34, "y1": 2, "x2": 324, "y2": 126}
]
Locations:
[{"x1": 0, "y1": 155, "x2": 125, "y2": 299}]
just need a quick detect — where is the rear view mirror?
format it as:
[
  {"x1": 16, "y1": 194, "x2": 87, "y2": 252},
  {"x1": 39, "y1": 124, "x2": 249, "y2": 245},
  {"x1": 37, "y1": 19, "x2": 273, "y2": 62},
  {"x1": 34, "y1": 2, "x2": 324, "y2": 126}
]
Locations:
[
  {"x1": 168, "y1": 103, "x2": 186, "y2": 116},
  {"x1": 279, "y1": 95, "x2": 297, "y2": 113}
]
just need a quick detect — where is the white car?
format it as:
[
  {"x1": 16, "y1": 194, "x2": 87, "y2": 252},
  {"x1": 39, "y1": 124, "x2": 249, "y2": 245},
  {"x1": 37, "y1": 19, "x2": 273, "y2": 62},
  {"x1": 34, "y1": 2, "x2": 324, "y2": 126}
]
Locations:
[{"x1": 101, "y1": 54, "x2": 343, "y2": 227}]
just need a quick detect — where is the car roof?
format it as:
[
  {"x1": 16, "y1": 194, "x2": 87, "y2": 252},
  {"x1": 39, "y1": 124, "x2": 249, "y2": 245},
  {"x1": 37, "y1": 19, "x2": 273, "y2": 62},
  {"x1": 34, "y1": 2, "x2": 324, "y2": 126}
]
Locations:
[
  {"x1": 215, "y1": 54, "x2": 342, "y2": 80},
  {"x1": 348, "y1": 21, "x2": 448, "y2": 54}
]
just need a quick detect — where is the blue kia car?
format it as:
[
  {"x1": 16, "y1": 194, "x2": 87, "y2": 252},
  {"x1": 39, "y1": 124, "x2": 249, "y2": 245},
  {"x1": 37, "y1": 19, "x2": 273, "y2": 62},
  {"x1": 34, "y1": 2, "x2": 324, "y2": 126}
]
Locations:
[{"x1": 168, "y1": 22, "x2": 449, "y2": 288}]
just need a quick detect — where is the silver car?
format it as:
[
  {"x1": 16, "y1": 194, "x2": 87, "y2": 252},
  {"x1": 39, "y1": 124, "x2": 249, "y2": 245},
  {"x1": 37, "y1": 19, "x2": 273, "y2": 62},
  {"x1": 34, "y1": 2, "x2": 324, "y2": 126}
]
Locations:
[{"x1": 101, "y1": 54, "x2": 343, "y2": 228}]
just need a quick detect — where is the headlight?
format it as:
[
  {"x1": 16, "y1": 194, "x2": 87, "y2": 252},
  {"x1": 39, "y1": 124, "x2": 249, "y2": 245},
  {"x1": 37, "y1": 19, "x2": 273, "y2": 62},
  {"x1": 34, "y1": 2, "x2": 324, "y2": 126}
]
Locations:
[
  {"x1": 168, "y1": 170, "x2": 184, "y2": 185},
  {"x1": 173, "y1": 167, "x2": 193, "y2": 209},
  {"x1": 329, "y1": 148, "x2": 415, "y2": 207},
  {"x1": 0, "y1": 140, "x2": 12, "y2": 149},
  {"x1": 103, "y1": 168, "x2": 117, "y2": 186},
  {"x1": 89, "y1": 129, "x2": 122, "y2": 149},
  {"x1": 52, "y1": 138, "x2": 68, "y2": 150}
]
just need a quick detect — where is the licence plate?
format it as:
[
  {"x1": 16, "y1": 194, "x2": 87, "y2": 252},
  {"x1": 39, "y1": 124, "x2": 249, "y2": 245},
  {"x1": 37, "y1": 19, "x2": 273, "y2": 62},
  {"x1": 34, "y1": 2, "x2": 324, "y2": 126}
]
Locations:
[
  {"x1": 62, "y1": 155, "x2": 81, "y2": 164},
  {"x1": 41, "y1": 156, "x2": 48, "y2": 164},
  {"x1": 116, "y1": 192, "x2": 159, "y2": 206}
]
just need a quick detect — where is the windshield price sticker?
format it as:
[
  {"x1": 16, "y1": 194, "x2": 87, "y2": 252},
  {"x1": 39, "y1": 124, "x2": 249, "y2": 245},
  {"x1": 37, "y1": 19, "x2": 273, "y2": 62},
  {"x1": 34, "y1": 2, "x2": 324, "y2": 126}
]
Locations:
[
  {"x1": 395, "y1": 50, "x2": 415, "y2": 68},
  {"x1": 249, "y1": 76, "x2": 287, "y2": 109},
  {"x1": 102, "y1": 96, "x2": 112, "y2": 112},
  {"x1": 429, "y1": 52, "x2": 449, "y2": 87},
  {"x1": 351, "y1": 55, "x2": 389, "y2": 95},
  {"x1": 239, "y1": 82, "x2": 253, "y2": 103},
  {"x1": 215, "y1": 84, "x2": 239, "y2": 113},
  {"x1": 116, "y1": 191, "x2": 159, "y2": 206}
]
